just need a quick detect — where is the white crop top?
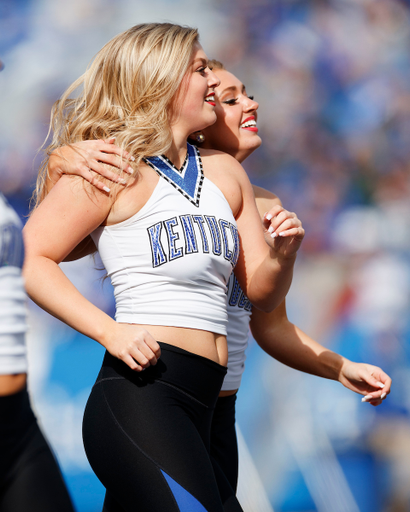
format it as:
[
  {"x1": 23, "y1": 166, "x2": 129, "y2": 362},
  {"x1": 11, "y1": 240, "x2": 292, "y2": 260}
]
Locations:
[
  {"x1": 91, "y1": 144, "x2": 239, "y2": 335},
  {"x1": 0, "y1": 193, "x2": 28, "y2": 375},
  {"x1": 222, "y1": 274, "x2": 252, "y2": 391}
]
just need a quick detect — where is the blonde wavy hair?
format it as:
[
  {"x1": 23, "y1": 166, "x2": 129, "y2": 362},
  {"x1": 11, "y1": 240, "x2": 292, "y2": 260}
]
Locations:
[{"x1": 33, "y1": 22, "x2": 199, "y2": 207}]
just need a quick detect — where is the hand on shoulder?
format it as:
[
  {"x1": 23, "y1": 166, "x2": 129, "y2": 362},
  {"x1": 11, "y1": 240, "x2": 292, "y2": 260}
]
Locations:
[{"x1": 48, "y1": 139, "x2": 135, "y2": 193}]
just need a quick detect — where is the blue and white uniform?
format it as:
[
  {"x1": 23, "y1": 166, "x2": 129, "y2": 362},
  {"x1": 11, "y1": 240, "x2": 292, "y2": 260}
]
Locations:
[
  {"x1": 84, "y1": 143, "x2": 245, "y2": 512},
  {"x1": 91, "y1": 144, "x2": 239, "y2": 334},
  {"x1": 223, "y1": 275, "x2": 252, "y2": 391}
]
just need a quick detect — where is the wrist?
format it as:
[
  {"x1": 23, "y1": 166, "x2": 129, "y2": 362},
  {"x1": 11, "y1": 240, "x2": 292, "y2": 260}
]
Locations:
[
  {"x1": 48, "y1": 151, "x2": 62, "y2": 181},
  {"x1": 269, "y1": 247, "x2": 297, "y2": 266},
  {"x1": 48, "y1": 147, "x2": 68, "y2": 177},
  {"x1": 94, "y1": 316, "x2": 118, "y2": 350},
  {"x1": 337, "y1": 357, "x2": 352, "y2": 382},
  {"x1": 317, "y1": 350, "x2": 346, "y2": 381}
]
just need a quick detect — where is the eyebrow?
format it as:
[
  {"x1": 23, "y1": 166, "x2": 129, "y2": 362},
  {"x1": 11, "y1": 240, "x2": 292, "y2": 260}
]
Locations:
[
  {"x1": 219, "y1": 84, "x2": 246, "y2": 95},
  {"x1": 193, "y1": 57, "x2": 208, "y2": 66}
]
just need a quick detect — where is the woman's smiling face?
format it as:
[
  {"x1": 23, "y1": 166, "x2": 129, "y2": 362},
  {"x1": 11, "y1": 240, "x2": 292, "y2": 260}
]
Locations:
[
  {"x1": 200, "y1": 69, "x2": 261, "y2": 163},
  {"x1": 171, "y1": 43, "x2": 220, "y2": 138}
]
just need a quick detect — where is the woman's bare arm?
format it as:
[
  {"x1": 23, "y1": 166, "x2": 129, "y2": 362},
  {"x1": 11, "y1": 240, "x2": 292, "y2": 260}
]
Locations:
[
  {"x1": 23, "y1": 176, "x2": 160, "y2": 370},
  {"x1": 63, "y1": 236, "x2": 96, "y2": 261},
  {"x1": 230, "y1": 158, "x2": 304, "y2": 311},
  {"x1": 249, "y1": 187, "x2": 391, "y2": 405},
  {"x1": 250, "y1": 300, "x2": 391, "y2": 405},
  {"x1": 46, "y1": 139, "x2": 135, "y2": 260}
]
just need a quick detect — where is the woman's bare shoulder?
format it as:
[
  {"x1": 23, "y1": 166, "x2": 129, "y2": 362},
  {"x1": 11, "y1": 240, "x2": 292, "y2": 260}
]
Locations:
[
  {"x1": 52, "y1": 174, "x2": 114, "y2": 210},
  {"x1": 199, "y1": 148, "x2": 248, "y2": 183},
  {"x1": 199, "y1": 147, "x2": 241, "y2": 165}
]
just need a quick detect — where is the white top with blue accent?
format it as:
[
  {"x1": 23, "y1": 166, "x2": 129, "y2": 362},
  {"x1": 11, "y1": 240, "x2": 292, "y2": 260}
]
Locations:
[
  {"x1": 222, "y1": 274, "x2": 252, "y2": 390},
  {"x1": 91, "y1": 143, "x2": 240, "y2": 335},
  {"x1": 0, "y1": 193, "x2": 28, "y2": 375}
]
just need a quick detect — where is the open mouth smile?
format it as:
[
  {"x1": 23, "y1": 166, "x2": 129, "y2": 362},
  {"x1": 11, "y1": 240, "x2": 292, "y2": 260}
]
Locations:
[
  {"x1": 205, "y1": 93, "x2": 216, "y2": 106},
  {"x1": 240, "y1": 116, "x2": 258, "y2": 132}
]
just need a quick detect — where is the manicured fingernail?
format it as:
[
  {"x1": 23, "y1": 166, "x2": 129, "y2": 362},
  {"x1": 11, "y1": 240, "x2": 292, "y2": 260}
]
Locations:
[
  {"x1": 377, "y1": 382, "x2": 385, "y2": 388},
  {"x1": 119, "y1": 179, "x2": 127, "y2": 185},
  {"x1": 103, "y1": 186, "x2": 110, "y2": 193},
  {"x1": 126, "y1": 166, "x2": 133, "y2": 174},
  {"x1": 266, "y1": 213, "x2": 273, "y2": 221},
  {"x1": 268, "y1": 226, "x2": 274, "y2": 233},
  {"x1": 361, "y1": 395, "x2": 373, "y2": 402},
  {"x1": 271, "y1": 232, "x2": 277, "y2": 238},
  {"x1": 130, "y1": 155, "x2": 136, "y2": 162},
  {"x1": 279, "y1": 232, "x2": 286, "y2": 237},
  {"x1": 381, "y1": 392, "x2": 387, "y2": 399}
]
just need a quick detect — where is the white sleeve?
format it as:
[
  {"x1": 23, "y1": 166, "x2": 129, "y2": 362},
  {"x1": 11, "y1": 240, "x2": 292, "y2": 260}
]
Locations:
[{"x1": 0, "y1": 193, "x2": 28, "y2": 374}]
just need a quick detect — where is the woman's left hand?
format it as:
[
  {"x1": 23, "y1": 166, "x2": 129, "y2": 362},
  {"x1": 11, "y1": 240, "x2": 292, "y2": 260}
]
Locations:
[
  {"x1": 338, "y1": 361, "x2": 392, "y2": 406},
  {"x1": 263, "y1": 205, "x2": 305, "y2": 259}
]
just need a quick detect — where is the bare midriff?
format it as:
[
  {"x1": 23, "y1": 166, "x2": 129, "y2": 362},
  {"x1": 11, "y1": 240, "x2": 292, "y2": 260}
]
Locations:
[
  {"x1": 218, "y1": 389, "x2": 238, "y2": 397},
  {"x1": 130, "y1": 324, "x2": 228, "y2": 367},
  {"x1": 0, "y1": 373, "x2": 27, "y2": 396}
]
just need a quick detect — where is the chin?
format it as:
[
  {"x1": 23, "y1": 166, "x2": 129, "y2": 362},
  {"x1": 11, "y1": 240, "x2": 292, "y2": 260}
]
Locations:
[
  {"x1": 198, "y1": 113, "x2": 217, "y2": 132},
  {"x1": 237, "y1": 138, "x2": 262, "y2": 162},
  {"x1": 244, "y1": 135, "x2": 262, "y2": 151}
]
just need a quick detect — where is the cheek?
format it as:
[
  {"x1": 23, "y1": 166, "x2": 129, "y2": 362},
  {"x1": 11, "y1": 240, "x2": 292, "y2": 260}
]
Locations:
[
  {"x1": 216, "y1": 104, "x2": 240, "y2": 129},
  {"x1": 183, "y1": 96, "x2": 205, "y2": 120},
  {"x1": 182, "y1": 82, "x2": 203, "y2": 110},
  {"x1": 224, "y1": 111, "x2": 241, "y2": 134}
]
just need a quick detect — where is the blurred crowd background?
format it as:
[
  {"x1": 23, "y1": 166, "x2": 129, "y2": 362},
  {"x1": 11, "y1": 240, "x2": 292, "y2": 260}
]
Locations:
[{"x1": 2, "y1": 0, "x2": 410, "y2": 511}]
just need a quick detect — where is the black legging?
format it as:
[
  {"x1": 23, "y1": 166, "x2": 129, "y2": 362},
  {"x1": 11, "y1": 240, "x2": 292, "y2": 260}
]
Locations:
[
  {"x1": 83, "y1": 343, "x2": 244, "y2": 512},
  {"x1": 0, "y1": 387, "x2": 75, "y2": 512},
  {"x1": 210, "y1": 394, "x2": 239, "y2": 493}
]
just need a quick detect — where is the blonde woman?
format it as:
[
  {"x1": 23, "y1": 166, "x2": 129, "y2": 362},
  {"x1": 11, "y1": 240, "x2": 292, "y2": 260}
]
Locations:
[
  {"x1": 49, "y1": 59, "x2": 392, "y2": 499},
  {"x1": 23, "y1": 23, "x2": 304, "y2": 512}
]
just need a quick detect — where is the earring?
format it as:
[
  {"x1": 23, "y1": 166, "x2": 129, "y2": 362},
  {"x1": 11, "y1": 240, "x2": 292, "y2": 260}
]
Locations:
[{"x1": 196, "y1": 133, "x2": 205, "y2": 143}]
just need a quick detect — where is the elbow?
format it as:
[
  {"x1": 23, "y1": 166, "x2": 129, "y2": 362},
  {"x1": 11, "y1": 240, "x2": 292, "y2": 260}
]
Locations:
[
  {"x1": 22, "y1": 261, "x2": 35, "y2": 298},
  {"x1": 249, "y1": 296, "x2": 280, "y2": 313},
  {"x1": 21, "y1": 253, "x2": 44, "y2": 299},
  {"x1": 246, "y1": 279, "x2": 288, "y2": 313}
]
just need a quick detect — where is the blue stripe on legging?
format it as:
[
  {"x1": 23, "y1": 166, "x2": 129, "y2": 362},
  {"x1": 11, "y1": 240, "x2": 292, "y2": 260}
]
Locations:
[{"x1": 161, "y1": 470, "x2": 208, "y2": 511}]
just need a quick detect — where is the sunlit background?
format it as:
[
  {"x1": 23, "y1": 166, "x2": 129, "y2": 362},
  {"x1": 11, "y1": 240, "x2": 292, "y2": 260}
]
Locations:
[{"x1": 2, "y1": 0, "x2": 410, "y2": 511}]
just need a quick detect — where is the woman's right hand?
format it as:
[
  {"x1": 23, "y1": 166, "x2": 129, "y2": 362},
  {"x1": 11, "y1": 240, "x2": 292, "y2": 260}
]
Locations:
[
  {"x1": 262, "y1": 205, "x2": 305, "y2": 260},
  {"x1": 105, "y1": 323, "x2": 161, "y2": 371},
  {"x1": 48, "y1": 138, "x2": 135, "y2": 192}
]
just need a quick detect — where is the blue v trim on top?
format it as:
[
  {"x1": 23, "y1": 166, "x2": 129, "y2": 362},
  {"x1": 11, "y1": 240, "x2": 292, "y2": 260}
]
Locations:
[{"x1": 144, "y1": 143, "x2": 204, "y2": 207}]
